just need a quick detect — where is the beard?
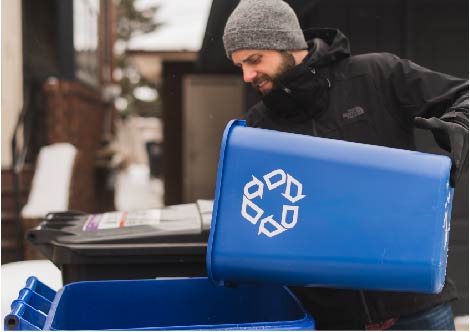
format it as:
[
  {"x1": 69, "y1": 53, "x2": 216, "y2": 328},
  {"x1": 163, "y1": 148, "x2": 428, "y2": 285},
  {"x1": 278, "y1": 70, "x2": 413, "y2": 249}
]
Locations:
[{"x1": 252, "y1": 51, "x2": 296, "y2": 95}]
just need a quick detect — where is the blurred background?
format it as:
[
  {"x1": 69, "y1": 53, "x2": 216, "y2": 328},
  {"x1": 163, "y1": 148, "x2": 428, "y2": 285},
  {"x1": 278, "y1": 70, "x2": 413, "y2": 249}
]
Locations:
[{"x1": 1, "y1": 0, "x2": 468, "y2": 322}]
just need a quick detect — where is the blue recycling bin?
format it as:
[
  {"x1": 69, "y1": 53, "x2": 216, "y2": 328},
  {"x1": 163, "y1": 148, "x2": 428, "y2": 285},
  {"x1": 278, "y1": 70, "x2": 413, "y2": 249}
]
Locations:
[
  {"x1": 207, "y1": 120, "x2": 453, "y2": 293},
  {"x1": 5, "y1": 276, "x2": 315, "y2": 330}
]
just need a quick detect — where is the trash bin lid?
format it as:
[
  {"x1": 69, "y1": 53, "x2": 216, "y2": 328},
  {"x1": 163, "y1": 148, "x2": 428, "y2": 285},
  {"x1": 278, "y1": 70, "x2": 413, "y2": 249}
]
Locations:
[{"x1": 28, "y1": 203, "x2": 205, "y2": 246}]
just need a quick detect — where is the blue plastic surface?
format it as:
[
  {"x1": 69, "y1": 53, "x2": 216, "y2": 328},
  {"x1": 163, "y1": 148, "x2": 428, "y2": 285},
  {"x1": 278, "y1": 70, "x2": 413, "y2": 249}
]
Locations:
[
  {"x1": 207, "y1": 120, "x2": 453, "y2": 293},
  {"x1": 4, "y1": 277, "x2": 56, "y2": 331},
  {"x1": 5, "y1": 276, "x2": 315, "y2": 330}
]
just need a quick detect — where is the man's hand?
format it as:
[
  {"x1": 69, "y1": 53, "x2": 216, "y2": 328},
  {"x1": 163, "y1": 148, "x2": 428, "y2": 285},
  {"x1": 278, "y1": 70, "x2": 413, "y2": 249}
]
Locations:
[{"x1": 414, "y1": 117, "x2": 468, "y2": 187}]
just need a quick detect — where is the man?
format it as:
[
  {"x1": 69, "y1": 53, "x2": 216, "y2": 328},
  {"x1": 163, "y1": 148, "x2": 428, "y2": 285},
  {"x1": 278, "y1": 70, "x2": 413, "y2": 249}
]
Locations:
[{"x1": 223, "y1": 0, "x2": 468, "y2": 330}]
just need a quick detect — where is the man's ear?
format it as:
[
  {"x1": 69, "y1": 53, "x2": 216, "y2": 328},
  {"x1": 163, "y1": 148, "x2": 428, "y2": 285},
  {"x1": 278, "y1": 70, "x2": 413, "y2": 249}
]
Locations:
[{"x1": 290, "y1": 49, "x2": 308, "y2": 65}]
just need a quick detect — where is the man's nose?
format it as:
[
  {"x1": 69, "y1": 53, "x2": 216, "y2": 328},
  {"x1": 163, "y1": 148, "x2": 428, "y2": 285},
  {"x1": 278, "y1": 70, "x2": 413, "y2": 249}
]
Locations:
[{"x1": 242, "y1": 68, "x2": 257, "y2": 83}]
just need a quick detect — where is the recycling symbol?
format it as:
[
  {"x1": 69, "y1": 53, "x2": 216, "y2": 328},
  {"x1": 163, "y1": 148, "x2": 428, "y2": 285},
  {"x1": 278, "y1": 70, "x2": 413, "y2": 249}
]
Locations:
[{"x1": 241, "y1": 169, "x2": 306, "y2": 238}]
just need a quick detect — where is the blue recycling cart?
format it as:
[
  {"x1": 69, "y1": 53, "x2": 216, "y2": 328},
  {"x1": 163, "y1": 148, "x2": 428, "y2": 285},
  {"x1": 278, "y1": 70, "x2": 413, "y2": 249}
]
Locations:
[
  {"x1": 5, "y1": 276, "x2": 315, "y2": 330},
  {"x1": 207, "y1": 120, "x2": 453, "y2": 293}
]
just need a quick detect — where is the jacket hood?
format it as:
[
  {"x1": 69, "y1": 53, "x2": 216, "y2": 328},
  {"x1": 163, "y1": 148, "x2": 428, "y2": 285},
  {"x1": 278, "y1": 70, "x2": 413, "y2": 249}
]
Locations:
[{"x1": 302, "y1": 28, "x2": 351, "y2": 67}]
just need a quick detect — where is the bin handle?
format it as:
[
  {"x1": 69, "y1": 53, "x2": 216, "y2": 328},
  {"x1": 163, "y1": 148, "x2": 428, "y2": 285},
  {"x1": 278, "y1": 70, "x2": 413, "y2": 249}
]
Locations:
[
  {"x1": 5, "y1": 300, "x2": 46, "y2": 331},
  {"x1": 4, "y1": 277, "x2": 57, "y2": 331}
]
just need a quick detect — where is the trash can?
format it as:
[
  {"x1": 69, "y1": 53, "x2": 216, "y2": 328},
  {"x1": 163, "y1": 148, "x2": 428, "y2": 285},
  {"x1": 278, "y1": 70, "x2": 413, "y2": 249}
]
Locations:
[
  {"x1": 26, "y1": 201, "x2": 213, "y2": 284},
  {"x1": 5, "y1": 276, "x2": 315, "y2": 330},
  {"x1": 207, "y1": 120, "x2": 453, "y2": 293}
]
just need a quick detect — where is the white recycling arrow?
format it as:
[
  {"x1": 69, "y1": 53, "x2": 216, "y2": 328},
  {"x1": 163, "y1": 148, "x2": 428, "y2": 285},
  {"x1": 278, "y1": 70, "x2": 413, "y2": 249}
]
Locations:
[
  {"x1": 282, "y1": 174, "x2": 306, "y2": 203},
  {"x1": 258, "y1": 215, "x2": 286, "y2": 237},
  {"x1": 244, "y1": 175, "x2": 264, "y2": 199},
  {"x1": 241, "y1": 195, "x2": 264, "y2": 225},
  {"x1": 281, "y1": 205, "x2": 299, "y2": 229},
  {"x1": 263, "y1": 169, "x2": 286, "y2": 190}
]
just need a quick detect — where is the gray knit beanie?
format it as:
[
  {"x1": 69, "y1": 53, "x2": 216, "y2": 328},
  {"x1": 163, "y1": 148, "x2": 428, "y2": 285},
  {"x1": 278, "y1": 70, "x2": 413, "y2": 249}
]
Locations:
[{"x1": 223, "y1": 0, "x2": 307, "y2": 59}]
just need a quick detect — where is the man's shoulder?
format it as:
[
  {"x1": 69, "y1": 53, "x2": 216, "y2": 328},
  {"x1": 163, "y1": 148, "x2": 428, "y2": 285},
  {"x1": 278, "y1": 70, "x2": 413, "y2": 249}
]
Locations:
[
  {"x1": 349, "y1": 52, "x2": 400, "y2": 64},
  {"x1": 332, "y1": 52, "x2": 402, "y2": 78},
  {"x1": 345, "y1": 52, "x2": 402, "y2": 72}
]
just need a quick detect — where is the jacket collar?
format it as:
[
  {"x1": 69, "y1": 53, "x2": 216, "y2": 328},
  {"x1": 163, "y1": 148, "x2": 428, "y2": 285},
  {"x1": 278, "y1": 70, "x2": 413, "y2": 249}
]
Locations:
[{"x1": 261, "y1": 28, "x2": 351, "y2": 121}]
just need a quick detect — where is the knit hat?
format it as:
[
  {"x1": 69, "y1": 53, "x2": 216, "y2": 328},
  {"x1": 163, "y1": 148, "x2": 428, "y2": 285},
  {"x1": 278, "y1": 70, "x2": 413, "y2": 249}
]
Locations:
[{"x1": 223, "y1": 0, "x2": 307, "y2": 59}]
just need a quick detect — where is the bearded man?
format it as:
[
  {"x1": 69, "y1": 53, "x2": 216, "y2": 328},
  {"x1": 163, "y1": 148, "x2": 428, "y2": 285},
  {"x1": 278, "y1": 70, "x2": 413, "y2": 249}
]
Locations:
[{"x1": 222, "y1": 0, "x2": 468, "y2": 330}]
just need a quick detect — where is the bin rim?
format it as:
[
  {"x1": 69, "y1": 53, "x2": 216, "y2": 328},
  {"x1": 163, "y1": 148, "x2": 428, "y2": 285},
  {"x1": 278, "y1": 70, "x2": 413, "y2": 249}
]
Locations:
[
  {"x1": 207, "y1": 119, "x2": 245, "y2": 285},
  {"x1": 41, "y1": 276, "x2": 315, "y2": 330}
]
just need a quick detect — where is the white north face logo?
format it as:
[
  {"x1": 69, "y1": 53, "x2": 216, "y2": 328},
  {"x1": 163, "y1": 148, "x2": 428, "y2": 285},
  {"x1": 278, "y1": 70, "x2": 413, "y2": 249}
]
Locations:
[{"x1": 240, "y1": 169, "x2": 306, "y2": 238}]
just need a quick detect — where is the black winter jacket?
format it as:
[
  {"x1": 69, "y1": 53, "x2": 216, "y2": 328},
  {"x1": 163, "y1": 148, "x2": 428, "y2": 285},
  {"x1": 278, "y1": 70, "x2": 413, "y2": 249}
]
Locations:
[{"x1": 245, "y1": 28, "x2": 468, "y2": 329}]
